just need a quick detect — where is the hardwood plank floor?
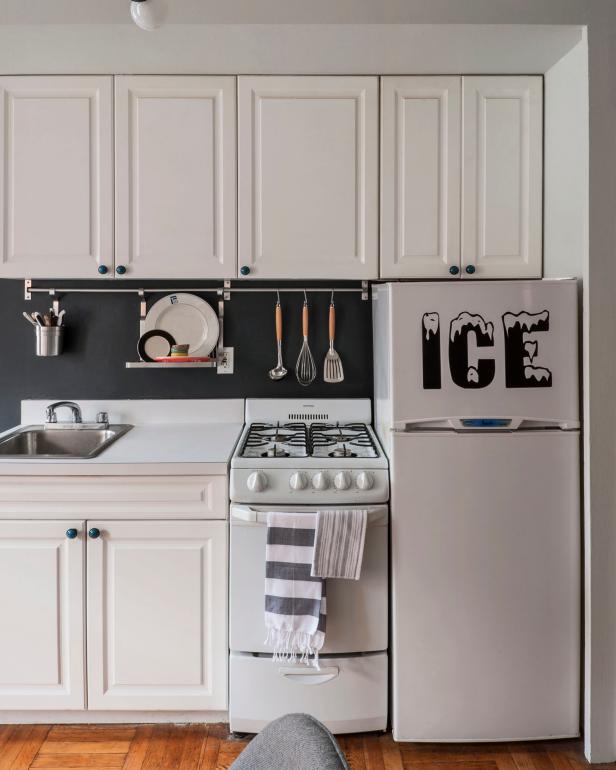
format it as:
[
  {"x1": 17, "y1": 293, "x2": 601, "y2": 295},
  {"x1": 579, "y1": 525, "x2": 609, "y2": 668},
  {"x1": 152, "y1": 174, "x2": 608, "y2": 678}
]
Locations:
[{"x1": 0, "y1": 725, "x2": 603, "y2": 770}]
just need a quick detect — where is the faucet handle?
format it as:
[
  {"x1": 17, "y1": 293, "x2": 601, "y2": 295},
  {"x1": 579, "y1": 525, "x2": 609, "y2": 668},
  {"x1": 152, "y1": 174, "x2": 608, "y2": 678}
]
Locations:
[
  {"x1": 45, "y1": 406, "x2": 57, "y2": 424},
  {"x1": 96, "y1": 412, "x2": 109, "y2": 425}
]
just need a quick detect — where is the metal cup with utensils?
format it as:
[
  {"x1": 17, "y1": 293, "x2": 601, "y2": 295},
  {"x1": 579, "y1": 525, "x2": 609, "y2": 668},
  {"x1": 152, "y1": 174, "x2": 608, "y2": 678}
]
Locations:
[
  {"x1": 269, "y1": 292, "x2": 287, "y2": 380},
  {"x1": 295, "y1": 292, "x2": 316, "y2": 386},
  {"x1": 36, "y1": 326, "x2": 63, "y2": 356},
  {"x1": 324, "y1": 292, "x2": 344, "y2": 383}
]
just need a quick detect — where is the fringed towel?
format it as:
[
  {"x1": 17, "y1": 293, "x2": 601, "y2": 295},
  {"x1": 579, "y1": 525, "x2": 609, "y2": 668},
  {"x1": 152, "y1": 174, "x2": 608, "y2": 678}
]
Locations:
[
  {"x1": 265, "y1": 512, "x2": 326, "y2": 666},
  {"x1": 311, "y1": 509, "x2": 368, "y2": 580}
]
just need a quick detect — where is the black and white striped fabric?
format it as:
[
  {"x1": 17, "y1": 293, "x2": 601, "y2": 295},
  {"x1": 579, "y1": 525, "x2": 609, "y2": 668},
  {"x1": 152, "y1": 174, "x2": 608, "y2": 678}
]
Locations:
[
  {"x1": 265, "y1": 512, "x2": 326, "y2": 665},
  {"x1": 311, "y1": 509, "x2": 368, "y2": 580}
]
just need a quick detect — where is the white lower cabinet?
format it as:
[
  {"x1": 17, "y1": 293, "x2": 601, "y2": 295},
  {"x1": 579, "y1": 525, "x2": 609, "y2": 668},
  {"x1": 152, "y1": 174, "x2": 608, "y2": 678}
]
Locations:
[
  {"x1": 0, "y1": 520, "x2": 85, "y2": 709},
  {"x1": 0, "y1": 488, "x2": 229, "y2": 714},
  {"x1": 86, "y1": 519, "x2": 228, "y2": 710}
]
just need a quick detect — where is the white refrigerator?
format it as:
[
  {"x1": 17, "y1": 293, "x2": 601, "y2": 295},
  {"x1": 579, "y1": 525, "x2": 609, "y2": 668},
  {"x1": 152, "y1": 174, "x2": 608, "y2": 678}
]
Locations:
[{"x1": 373, "y1": 280, "x2": 580, "y2": 742}]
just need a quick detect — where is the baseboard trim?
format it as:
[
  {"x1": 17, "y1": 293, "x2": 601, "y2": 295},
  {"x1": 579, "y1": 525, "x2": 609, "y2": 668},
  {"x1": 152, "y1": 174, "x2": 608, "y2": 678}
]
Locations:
[{"x1": 0, "y1": 710, "x2": 229, "y2": 724}]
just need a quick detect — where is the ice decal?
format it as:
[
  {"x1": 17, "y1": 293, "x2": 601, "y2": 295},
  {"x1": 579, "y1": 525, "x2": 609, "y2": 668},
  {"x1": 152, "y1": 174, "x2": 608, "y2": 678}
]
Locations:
[
  {"x1": 448, "y1": 312, "x2": 495, "y2": 389},
  {"x1": 422, "y1": 312, "x2": 441, "y2": 389},
  {"x1": 502, "y1": 310, "x2": 552, "y2": 388},
  {"x1": 523, "y1": 340, "x2": 538, "y2": 363}
]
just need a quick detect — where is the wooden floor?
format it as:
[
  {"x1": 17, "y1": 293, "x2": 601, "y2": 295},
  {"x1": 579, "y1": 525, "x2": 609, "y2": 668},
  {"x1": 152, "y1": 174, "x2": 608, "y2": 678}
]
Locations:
[{"x1": 0, "y1": 724, "x2": 609, "y2": 770}]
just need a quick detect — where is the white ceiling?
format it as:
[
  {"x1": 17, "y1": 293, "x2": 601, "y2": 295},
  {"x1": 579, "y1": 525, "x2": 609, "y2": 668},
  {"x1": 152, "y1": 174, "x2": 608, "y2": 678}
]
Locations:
[{"x1": 0, "y1": 0, "x2": 590, "y2": 26}]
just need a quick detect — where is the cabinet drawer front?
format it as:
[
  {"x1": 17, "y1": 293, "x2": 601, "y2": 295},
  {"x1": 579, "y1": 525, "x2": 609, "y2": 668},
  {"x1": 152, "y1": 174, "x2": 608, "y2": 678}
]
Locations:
[
  {"x1": 0, "y1": 520, "x2": 85, "y2": 709},
  {"x1": 87, "y1": 520, "x2": 228, "y2": 710},
  {"x1": 0, "y1": 476, "x2": 227, "y2": 518}
]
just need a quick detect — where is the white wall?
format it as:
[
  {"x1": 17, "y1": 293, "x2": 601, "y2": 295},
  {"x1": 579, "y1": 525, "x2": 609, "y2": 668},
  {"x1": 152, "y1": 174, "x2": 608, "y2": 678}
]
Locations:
[{"x1": 544, "y1": 37, "x2": 589, "y2": 280}]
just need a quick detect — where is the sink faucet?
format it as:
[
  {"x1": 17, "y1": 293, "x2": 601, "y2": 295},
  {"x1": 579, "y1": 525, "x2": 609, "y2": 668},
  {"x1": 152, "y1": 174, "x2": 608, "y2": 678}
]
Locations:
[{"x1": 45, "y1": 401, "x2": 83, "y2": 425}]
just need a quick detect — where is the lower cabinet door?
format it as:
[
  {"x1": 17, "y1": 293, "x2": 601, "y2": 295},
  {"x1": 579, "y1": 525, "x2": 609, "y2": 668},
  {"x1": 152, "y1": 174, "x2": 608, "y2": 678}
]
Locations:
[
  {"x1": 86, "y1": 520, "x2": 228, "y2": 710},
  {"x1": 0, "y1": 520, "x2": 85, "y2": 709}
]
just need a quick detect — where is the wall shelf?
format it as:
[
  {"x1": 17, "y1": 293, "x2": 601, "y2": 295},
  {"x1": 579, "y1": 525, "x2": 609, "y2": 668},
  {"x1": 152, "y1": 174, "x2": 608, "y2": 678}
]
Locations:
[{"x1": 125, "y1": 361, "x2": 216, "y2": 369}]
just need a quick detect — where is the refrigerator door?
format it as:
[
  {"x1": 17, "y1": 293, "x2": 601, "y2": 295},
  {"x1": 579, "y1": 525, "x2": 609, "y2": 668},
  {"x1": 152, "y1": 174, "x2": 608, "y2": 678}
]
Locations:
[
  {"x1": 391, "y1": 429, "x2": 580, "y2": 741},
  {"x1": 375, "y1": 280, "x2": 579, "y2": 428}
]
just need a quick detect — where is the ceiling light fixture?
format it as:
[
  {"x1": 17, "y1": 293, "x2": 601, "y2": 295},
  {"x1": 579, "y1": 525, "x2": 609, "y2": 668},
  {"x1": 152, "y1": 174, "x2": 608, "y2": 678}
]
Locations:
[{"x1": 130, "y1": 0, "x2": 165, "y2": 31}]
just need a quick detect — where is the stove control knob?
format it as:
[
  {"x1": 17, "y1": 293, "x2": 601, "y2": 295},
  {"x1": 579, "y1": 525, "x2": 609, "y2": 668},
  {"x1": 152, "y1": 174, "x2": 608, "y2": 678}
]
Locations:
[
  {"x1": 247, "y1": 471, "x2": 268, "y2": 493},
  {"x1": 334, "y1": 471, "x2": 351, "y2": 490},
  {"x1": 355, "y1": 472, "x2": 374, "y2": 491},
  {"x1": 289, "y1": 472, "x2": 308, "y2": 491},
  {"x1": 312, "y1": 472, "x2": 329, "y2": 491}
]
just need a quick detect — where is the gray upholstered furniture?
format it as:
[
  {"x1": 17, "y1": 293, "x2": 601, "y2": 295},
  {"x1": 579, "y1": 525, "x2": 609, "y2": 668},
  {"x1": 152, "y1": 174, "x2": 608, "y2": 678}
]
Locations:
[{"x1": 230, "y1": 713, "x2": 350, "y2": 770}]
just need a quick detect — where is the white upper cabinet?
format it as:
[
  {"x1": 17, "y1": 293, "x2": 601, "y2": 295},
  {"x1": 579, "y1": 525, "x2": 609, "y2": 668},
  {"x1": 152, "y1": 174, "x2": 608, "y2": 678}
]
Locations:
[
  {"x1": 381, "y1": 75, "x2": 543, "y2": 280},
  {"x1": 87, "y1": 519, "x2": 228, "y2": 710},
  {"x1": 0, "y1": 76, "x2": 112, "y2": 278},
  {"x1": 0, "y1": 520, "x2": 85, "y2": 709},
  {"x1": 115, "y1": 76, "x2": 237, "y2": 279},
  {"x1": 381, "y1": 77, "x2": 461, "y2": 279},
  {"x1": 462, "y1": 76, "x2": 543, "y2": 279},
  {"x1": 238, "y1": 76, "x2": 378, "y2": 279}
]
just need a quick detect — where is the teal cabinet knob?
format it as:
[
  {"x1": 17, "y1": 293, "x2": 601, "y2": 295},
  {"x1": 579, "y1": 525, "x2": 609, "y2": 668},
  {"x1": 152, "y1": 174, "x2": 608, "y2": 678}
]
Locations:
[
  {"x1": 116, "y1": 265, "x2": 127, "y2": 275},
  {"x1": 98, "y1": 265, "x2": 108, "y2": 275},
  {"x1": 240, "y1": 265, "x2": 251, "y2": 276},
  {"x1": 465, "y1": 265, "x2": 476, "y2": 275},
  {"x1": 66, "y1": 528, "x2": 78, "y2": 539},
  {"x1": 449, "y1": 265, "x2": 459, "y2": 276},
  {"x1": 88, "y1": 527, "x2": 101, "y2": 539}
]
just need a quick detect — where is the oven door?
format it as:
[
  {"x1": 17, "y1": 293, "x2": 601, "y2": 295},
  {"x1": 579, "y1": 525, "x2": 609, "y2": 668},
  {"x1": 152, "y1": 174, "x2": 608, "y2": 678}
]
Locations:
[{"x1": 229, "y1": 503, "x2": 388, "y2": 655}]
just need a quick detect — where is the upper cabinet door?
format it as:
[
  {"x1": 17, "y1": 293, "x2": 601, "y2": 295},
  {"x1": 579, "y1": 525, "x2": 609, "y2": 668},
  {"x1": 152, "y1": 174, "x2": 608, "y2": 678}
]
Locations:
[
  {"x1": 115, "y1": 76, "x2": 236, "y2": 279},
  {"x1": 462, "y1": 76, "x2": 543, "y2": 279},
  {"x1": 381, "y1": 77, "x2": 461, "y2": 279},
  {"x1": 0, "y1": 76, "x2": 112, "y2": 278},
  {"x1": 238, "y1": 76, "x2": 378, "y2": 279}
]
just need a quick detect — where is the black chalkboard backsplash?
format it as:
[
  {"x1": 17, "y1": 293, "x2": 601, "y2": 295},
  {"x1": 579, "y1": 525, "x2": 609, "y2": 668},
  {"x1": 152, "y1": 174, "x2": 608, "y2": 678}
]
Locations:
[{"x1": 0, "y1": 279, "x2": 373, "y2": 430}]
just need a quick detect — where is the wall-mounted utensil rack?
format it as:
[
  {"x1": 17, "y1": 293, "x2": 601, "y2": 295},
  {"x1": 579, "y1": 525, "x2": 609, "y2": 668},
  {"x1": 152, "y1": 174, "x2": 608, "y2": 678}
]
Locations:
[
  {"x1": 23, "y1": 280, "x2": 368, "y2": 374},
  {"x1": 24, "y1": 280, "x2": 369, "y2": 301}
]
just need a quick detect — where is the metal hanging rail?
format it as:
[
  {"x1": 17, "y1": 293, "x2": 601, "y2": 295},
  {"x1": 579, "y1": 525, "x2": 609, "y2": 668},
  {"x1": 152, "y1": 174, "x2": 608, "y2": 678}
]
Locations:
[{"x1": 24, "y1": 279, "x2": 369, "y2": 301}]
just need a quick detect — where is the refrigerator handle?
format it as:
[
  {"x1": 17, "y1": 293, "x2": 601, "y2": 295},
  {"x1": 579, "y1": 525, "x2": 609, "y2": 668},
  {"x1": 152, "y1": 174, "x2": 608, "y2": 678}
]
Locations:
[{"x1": 392, "y1": 416, "x2": 580, "y2": 432}]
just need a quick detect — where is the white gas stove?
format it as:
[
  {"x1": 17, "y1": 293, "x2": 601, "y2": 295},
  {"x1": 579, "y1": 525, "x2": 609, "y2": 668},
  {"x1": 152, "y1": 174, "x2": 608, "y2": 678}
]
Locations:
[{"x1": 230, "y1": 399, "x2": 389, "y2": 505}]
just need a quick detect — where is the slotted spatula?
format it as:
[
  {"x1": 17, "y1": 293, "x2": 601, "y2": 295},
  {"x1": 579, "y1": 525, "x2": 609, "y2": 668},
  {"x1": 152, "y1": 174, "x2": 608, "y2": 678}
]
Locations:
[{"x1": 324, "y1": 294, "x2": 344, "y2": 383}]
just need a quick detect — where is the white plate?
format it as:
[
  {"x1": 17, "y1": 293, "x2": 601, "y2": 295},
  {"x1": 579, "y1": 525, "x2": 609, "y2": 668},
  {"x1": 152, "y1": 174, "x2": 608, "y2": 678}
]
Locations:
[{"x1": 144, "y1": 293, "x2": 220, "y2": 357}]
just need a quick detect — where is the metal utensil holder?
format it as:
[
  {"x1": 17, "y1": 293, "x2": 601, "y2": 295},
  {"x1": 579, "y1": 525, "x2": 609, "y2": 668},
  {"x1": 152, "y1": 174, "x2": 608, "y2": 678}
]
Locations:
[{"x1": 36, "y1": 325, "x2": 63, "y2": 357}]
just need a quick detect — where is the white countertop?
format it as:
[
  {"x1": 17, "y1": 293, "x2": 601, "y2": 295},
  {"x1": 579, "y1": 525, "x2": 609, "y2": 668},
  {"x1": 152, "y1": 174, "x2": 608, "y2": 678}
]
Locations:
[{"x1": 0, "y1": 399, "x2": 245, "y2": 476}]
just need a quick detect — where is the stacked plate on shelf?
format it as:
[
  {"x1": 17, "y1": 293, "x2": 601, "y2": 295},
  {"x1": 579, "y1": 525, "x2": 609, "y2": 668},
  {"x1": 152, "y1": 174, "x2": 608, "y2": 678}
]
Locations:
[{"x1": 137, "y1": 293, "x2": 219, "y2": 364}]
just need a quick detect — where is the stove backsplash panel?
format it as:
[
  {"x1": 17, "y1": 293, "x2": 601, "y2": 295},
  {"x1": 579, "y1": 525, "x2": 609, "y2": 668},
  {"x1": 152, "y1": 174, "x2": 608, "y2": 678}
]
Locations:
[{"x1": 0, "y1": 280, "x2": 373, "y2": 430}]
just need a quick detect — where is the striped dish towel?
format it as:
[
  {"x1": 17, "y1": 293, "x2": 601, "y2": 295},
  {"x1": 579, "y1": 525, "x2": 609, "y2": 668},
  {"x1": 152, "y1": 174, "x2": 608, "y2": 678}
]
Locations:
[
  {"x1": 311, "y1": 509, "x2": 368, "y2": 580},
  {"x1": 265, "y1": 512, "x2": 326, "y2": 665}
]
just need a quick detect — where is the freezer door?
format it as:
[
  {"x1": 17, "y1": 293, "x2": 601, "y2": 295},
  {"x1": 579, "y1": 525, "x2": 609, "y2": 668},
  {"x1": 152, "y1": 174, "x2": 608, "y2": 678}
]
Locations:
[
  {"x1": 391, "y1": 430, "x2": 580, "y2": 741},
  {"x1": 376, "y1": 280, "x2": 579, "y2": 427}
]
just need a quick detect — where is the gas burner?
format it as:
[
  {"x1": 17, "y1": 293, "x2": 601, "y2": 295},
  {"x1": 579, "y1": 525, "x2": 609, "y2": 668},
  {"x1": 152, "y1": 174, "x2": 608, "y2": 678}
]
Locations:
[
  {"x1": 310, "y1": 422, "x2": 379, "y2": 459},
  {"x1": 328, "y1": 445, "x2": 357, "y2": 458},
  {"x1": 262, "y1": 444, "x2": 290, "y2": 458},
  {"x1": 241, "y1": 422, "x2": 308, "y2": 458}
]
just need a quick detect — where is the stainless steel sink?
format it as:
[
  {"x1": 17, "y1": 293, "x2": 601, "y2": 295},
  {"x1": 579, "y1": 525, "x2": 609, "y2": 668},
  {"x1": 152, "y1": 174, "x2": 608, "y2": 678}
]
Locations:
[{"x1": 0, "y1": 424, "x2": 133, "y2": 459}]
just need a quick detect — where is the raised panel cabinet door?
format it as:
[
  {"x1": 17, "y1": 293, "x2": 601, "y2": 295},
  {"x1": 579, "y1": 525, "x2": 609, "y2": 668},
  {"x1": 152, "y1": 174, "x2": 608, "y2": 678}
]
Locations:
[
  {"x1": 115, "y1": 76, "x2": 236, "y2": 279},
  {"x1": 0, "y1": 76, "x2": 113, "y2": 278},
  {"x1": 0, "y1": 520, "x2": 85, "y2": 709},
  {"x1": 462, "y1": 76, "x2": 543, "y2": 279},
  {"x1": 238, "y1": 76, "x2": 378, "y2": 279},
  {"x1": 87, "y1": 519, "x2": 228, "y2": 710},
  {"x1": 381, "y1": 77, "x2": 461, "y2": 278}
]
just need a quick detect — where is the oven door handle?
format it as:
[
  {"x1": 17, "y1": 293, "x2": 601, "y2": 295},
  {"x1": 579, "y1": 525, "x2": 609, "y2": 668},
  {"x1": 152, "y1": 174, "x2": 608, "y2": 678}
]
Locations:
[
  {"x1": 230, "y1": 505, "x2": 258, "y2": 522},
  {"x1": 231, "y1": 505, "x2": 388, "y2": 525},
  {"x1": 278, "y1": 666, "x2": 339, "y2": 685}
]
